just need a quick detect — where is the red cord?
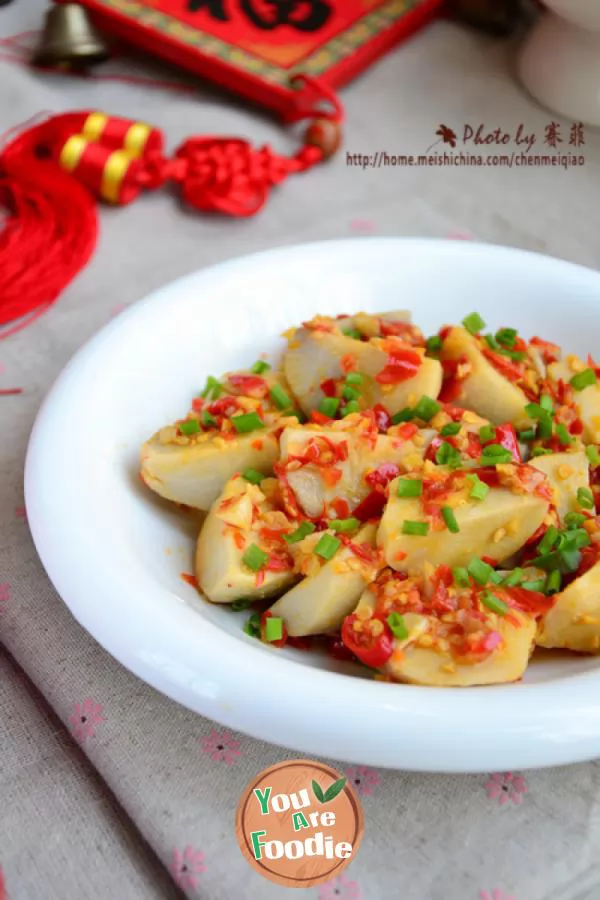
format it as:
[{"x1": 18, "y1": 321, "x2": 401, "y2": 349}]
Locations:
[
  {"x1": 0, "y1": 39, "x2": 343, "y2": 338},
  {"x1": 0, "y1": 117, "x2": 98, "y2": 337}
]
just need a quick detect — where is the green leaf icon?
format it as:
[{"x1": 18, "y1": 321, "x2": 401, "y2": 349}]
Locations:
[
  {"x1": 312, "y1": 779, "x2": 325, "y2": 803},
  {"x1": 323, "y1": 776, "x2": 347, "y2": 803}
]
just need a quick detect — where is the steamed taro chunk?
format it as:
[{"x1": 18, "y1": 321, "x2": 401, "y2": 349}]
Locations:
[
  {"x1": 537, "y1": 542, "x2": 600, "y2": 653},
  {"x1": 378, "y1": 463, "x2": 551, "y2": 575},
  {"x1": 343, "y1": 566, "x2": 544, "y2": 686},
  {"x1": 439, "y1": 325, "x2": 551, "y2": 429},
  {"x1": 141, "y1": 367, "x2": 297, "y2": 510},
  {"x1": 267, "y1": 524, "x2": 381, "y2": 636},
  {"x1": 277, "y1": 415, "x2": 434, "y2": 521},
  {"x1": 195, "y1": 474, "x2": 297, "y2": 604},
  {"x1": 284, "y1": 313, "x2": 442, "y2": 417},
  {"x1": 530, "y1": 450, "x2": 590, "y2": 522},
  {"x1": 548, "y1": 356, "x2": 600, "y2": 443}
]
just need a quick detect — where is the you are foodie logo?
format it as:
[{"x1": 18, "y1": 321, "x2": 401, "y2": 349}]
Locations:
[{"x1": 236, "y1": 759, "x2": 364, "y2": 887}]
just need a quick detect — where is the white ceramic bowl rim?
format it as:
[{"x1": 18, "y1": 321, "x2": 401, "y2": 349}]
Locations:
[{"x1": 25, "y1": 238, "x2": 600, "y2": 772}]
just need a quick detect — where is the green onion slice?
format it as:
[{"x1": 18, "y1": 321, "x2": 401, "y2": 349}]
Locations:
[
  {"x1": 401, "y1": 520, "x2": 429, "y2": 536},
  {"x1": 468, "y1": 557, "x2": 493, "y2": 586},
  {"x1": 387, "y1": 612, "x2": 409, "y2": 640},
  {"x1": 242, "y1": 544, "x2": 269, "y2": 572},
  {"x1": 466, "y1": 474, "x2": 489, "y2": 501},
  {"x1": 251, "y1": 360, "x2": 271, "y2": 374},
  {"x1": 231, "y1": 412, "x2": 265, "y2": 433},
  {"x1": 441, "y1": 506, "x2": 460, "y2": 533},
  {"x1": 270, "y1": 384, "x2": 292, "y2": 410},
  {"x1": 314, "y1": 533, "x2": 341, "y2": 560},
  {"x1": 481, "y1": 591, "x2": 508, "y2": 615},
  {"x1": 284, "y1": 521, "x2": 316, "y2": 544},
  {"x1": 391, "y1": 408, "x2": 414, "y2": 425},
  {"x1": 440, "y1": 422, "x2": 461, "y2": 437},
  {"x1": 570, "y1": 368, "x2": 597, "y2": 391},
  {"x1": 328, "y1": 517, "x2": 360, "y2": 533},
  {"x1": 577, "y1": 487, "x2": 595, "y2": 510},
  {"x1": 462, "y1": 312, "x2": 486, "y2": 335},
  {"x1": 179, "y1": 418, "x2": 200, "y2": 435},
  {"x1": 413, "y1": 395, "x2": 440, "y2": 422},
  {"x1": 318, "y1": 397, "x2": 340, "y2": 419},
  {"x1": 265, "y1": 616, "x2": 284, "y2": 642},
  {"x1": 397, "y1": 478, "x2": 423, "y2": 499}
]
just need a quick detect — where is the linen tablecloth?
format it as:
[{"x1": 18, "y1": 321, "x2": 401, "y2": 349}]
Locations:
[{"x1": 3, "y1": 2, "x2": 600, "y2": 898}]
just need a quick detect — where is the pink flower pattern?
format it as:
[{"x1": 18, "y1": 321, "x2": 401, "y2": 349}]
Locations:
[
  {"x1": 170, "y1": 846, "x2": 206, "y2": 891},
  {"x1": 480, "y1": 890, "x2": 515, "y2": 900},
  {"x1": 14, "y1": 505, "x2": 26, "y2": 519},
  {"x1": 69, "y1": 698, "x2": 105, "y2": 743},
  {"x1": 200, "y1": 729, "x2": 241, "y2": 765},
  {"x1": 110, "y1": 303, "x2": 126, "y2": 317},
  {"x1": 344, "y1": 765, "x2": 380, "y2": 797},
  {"x1": 446, "y1": 230, "x2": 474, "y2": 240},
  {"x1": 319, "y1": 873, "x2": 362, "y2": 900},
  {"x1": 485, "y1": 772, "x2": 528, "y2": 806},
  {"x1": 349, "y1": 217, "x2": 376, "y2": 234},
  {"x1": 0, "y1": 865, "x2": 5, "y2": 900},
  {"x1": 0, "y1": 583, "x2": 11, "y2": 616}
]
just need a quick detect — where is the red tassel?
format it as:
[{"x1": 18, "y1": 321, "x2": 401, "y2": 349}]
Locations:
[
  {"x1": 0, "y1": 76, "x2": 343, "y2": 337},
  {"x1": 0, "y1": 114, "x2": 97, "y2": 338}
]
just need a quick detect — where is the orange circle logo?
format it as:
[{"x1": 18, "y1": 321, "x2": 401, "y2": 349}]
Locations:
[{"x1": 235, "y1": 758, "x2": 364, "y2": 888}]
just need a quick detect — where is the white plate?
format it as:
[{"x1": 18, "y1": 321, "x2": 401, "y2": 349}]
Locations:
[{"x1": 26, "y1": 238, "x2": 600, "y2": 773}]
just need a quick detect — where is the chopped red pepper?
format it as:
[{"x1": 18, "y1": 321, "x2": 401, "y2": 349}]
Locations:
[
  {"x1": 481, "y1": 348, "x2": 525, "y2": 383},
  {"x1": 191, "y1": 397, "x2": 203, "y2": 413},
  {"x1": 379, "y1": 320, "x2": 418, "y2": 342},
  {"x1": 320, "y1": 378, "x2": 337, "y2": 398},
  {"x1": 259, "y1": 527, "x2": 287, "y2": 545},
  {"x1": 481, "y1": 556, "x2": 497, "y2": 567},
  {"x1": 311, "y1": 410, "x2": 332, "y2": 425},
  {"x1": 569, "y1": 417, "x2": 584, "y2": 436},
  {"x1": 340, "y1": 354, "x2": 358, "y2": 372},
  {"x1": 442, "y1": 403, "x2": 468, "y2": 421},
  {"x1": 530, "y1": 336, "x2": 561, "y2": 365},
  {"x1": 353, "y1": 490, "x2": 387, "y2": 522},
  {"x1": 439, "y1": 355, "x2": 469, "y2": 403},
  {"x1": 577, "y1": 544, "x2": 600, "y2": 577},
  {"x1": 227, "y1": 374, "x2": 268, "y2": 398},
  {"x1": 503, "y1": 586, "x2": 555, "y2": 618},
  {"x1": 341, "y1": 539, "x2": 379, "y2": 563},
  {"x1": 207, "y1": 395, "x2": 240, "y2": 417},
  {"x1": 395, "y1": 422, "x2": 419, "y2": 441},
  {"x1": 265, "y1": 552, "x2": 294, "y2": 571},
  {"x1": 332, "y1": 439, "x2": 349, "y2": 462},
  {"x1": 375, "y1": 344, "x2": 421, "y2": 385},
  {"x1": 365, "y1": 463, "x2": 400, "y2": 490},
  {"x1": 341, "y1": 614, "x2": 394, "y2": 668},
  {"x1": 372, "y1": 403, "x2": 391, "y2": 432},
  {"x1": 322, "y1": 467, "x2": 343, "y2": 487},
  {"x1": 429, "y1": 564, "x2": 454, "y2": 613},
  {"x1": 588, "y1": 354, "x2": 600, "y2": 379},
  {"x1": 326, "y1": 635, "x2": 357, "y2": 661},
  {"x1": 330, "y1": 497, "x2": 351, "y2": 519},
  {"x1": 470, "y1": 467, "x2": 502, "y2": 488},
  {"x1": 180, "y1": 572, "x2": 198, "y2": 588},
  {"x1": 482, "y1": 423, "x2": 522, "y2": 463},
  {"x1": 287, "y1": 635, "x2": 313, "y2": 651}
]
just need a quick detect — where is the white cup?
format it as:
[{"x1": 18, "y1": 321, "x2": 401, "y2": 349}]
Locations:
[{"x1": 518, "y1": 0, "x2": 600, "y2": 126}]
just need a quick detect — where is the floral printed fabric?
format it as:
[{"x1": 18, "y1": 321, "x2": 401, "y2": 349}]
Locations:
[{"x1": 3, "y1": 17, "x2": 600, "y2": 896}]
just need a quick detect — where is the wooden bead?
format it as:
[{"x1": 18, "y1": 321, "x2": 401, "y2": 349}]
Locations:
[{"x1": 304, "y1": 118, "x2": 342, "y2": 159}]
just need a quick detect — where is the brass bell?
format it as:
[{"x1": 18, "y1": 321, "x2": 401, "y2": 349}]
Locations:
[{"x1": 33, "y1": 3, "x2": 110, "y2": 69}]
